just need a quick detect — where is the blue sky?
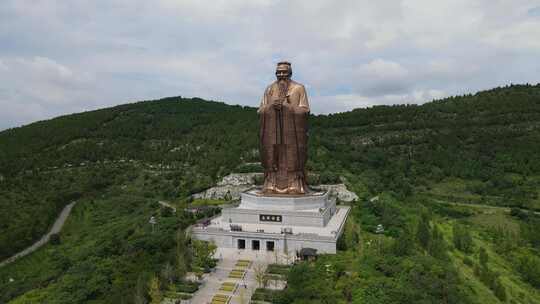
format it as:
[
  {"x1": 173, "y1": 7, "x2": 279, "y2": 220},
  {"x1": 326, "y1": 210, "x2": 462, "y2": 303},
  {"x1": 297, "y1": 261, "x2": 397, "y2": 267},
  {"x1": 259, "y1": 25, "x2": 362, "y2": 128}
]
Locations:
[{"x1": 1, "y1": 0, "x2": 540, "y2": 130}]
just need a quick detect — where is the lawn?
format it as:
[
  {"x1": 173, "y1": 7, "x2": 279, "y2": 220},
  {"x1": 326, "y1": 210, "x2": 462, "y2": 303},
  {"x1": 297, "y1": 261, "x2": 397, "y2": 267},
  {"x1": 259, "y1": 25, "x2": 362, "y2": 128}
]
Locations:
[{"x1": 219, "y1": 282, "x2": 237, "y2": 293}]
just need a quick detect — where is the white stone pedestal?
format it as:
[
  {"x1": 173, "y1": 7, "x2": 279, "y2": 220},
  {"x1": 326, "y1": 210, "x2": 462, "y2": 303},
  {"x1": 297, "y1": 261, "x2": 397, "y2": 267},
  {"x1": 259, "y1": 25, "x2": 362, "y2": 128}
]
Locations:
[{"x1": 191, "y1": 187, "x2": 350, "y2": 259}]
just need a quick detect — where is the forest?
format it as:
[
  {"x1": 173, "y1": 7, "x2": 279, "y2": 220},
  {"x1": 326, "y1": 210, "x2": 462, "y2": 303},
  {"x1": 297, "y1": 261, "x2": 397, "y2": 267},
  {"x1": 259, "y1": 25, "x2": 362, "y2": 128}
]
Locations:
[{"x1": 0, "y1": 84, "x2": 540, "y2": 303}]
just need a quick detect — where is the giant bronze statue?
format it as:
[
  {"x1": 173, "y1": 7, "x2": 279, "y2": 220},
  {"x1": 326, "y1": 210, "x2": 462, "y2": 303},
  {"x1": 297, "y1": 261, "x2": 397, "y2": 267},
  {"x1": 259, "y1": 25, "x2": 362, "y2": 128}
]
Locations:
[{"x1": 258, "y1": 62, "x2": 310, "y2": 195}]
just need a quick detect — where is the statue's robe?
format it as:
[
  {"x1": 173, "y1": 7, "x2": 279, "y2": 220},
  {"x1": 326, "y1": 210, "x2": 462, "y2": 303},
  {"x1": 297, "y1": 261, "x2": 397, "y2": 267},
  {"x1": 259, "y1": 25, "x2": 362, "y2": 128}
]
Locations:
[{"x1": 258, "y1": 80, "x2": 310, "y2": 194}]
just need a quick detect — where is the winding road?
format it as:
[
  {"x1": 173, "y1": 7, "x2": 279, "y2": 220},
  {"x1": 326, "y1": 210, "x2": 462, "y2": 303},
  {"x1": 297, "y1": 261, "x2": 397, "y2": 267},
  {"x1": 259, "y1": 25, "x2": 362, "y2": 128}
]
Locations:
[{"x1": 0, "y1": 201, "x2": 77, "y2": 268}]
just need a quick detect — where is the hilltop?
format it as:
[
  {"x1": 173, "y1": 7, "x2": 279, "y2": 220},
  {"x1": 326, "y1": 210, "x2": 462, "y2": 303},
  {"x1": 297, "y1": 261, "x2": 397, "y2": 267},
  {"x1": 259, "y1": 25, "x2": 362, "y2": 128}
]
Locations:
[{"x1": 1, "y1": 84, "x2": 540, "y2": 303}]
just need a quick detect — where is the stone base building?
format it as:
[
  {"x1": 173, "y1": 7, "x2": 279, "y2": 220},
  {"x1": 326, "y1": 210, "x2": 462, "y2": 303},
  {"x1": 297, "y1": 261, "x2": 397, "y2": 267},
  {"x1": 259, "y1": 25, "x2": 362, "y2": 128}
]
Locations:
[{"x1": 191, "y1": 188, "x2": 350, "y2": 257}]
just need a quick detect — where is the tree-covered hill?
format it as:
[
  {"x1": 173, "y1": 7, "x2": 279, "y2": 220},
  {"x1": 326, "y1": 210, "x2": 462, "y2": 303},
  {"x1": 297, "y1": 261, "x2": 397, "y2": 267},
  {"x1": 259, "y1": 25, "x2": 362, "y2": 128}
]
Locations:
[
  {"x1": 0, "y1": 97, "x2": 259, "y2": 178},
  {"x1": 2, "y1": 84, "x2": 540, "y2": 260},
  {"x1": 2, "y1": 84, "x2": 540, "y2": 191},
  {"x1": 312, "y1": 84, "x2": 540, "y2": 203},
  {"x1": 1, "y1": 84, "x2": 540, "y2": 303}
]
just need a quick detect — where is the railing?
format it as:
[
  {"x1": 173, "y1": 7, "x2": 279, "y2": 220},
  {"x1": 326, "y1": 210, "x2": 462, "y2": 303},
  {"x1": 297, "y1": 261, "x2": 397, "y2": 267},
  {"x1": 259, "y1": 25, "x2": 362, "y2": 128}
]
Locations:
[{"x1": 191, "y1": 226, "x2": 336, "y2": 241}]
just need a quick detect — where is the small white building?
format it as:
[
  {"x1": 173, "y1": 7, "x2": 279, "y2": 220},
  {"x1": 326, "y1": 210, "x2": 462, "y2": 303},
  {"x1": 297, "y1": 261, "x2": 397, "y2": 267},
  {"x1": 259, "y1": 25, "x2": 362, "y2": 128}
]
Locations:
[{"x1": 191, "y1": 188, "x2": 350, "y2": 258}]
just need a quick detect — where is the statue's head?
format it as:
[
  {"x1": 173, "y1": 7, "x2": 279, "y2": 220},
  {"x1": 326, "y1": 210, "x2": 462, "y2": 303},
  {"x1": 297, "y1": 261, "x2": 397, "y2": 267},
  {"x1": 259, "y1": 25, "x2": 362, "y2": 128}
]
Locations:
[{"x1": 275, "y1": 61, "x2": 292, "y2": 81}]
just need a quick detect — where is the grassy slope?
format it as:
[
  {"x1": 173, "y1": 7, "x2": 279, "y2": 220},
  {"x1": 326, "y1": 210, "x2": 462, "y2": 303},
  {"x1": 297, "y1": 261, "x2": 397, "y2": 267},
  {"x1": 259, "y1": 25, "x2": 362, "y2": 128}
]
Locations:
[
  {"x1": 436, "y1": 204, "x2": 540, "y2": 303},
  {"x1": 437, "y1": 196, "x2": 539, "y2": 301},
  {"x1": 425, "y1": 177, "x2": 540, "y2": 211}
]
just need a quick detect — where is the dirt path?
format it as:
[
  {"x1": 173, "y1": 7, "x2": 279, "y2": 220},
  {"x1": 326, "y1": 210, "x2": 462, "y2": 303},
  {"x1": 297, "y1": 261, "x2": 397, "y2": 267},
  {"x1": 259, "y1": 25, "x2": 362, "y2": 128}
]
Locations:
[
  {"x1": 434, "y1": 199, "x2": 540, "y2": 216},
  {"x1": 0, "y1": 201, "x2": 77, "y2": 268},
  {"x1": 158, "y1": 200, "x2": 176, "y2": 213}
]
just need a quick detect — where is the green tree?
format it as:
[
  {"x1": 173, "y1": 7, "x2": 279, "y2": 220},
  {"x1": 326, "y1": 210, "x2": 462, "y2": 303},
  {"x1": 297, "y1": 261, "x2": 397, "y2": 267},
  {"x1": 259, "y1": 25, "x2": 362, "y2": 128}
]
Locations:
[
  {"x1": 479, "y1": 247, "x2": 489, "y2": 268},
  {"x1": 515, "y1": 252, "x2": 540, "y2": 288},
  {"x1": 160, "y1": 262, "x2": 175, "y2": 285},
  {"x1": 416, "y1": 214, "x2": 431, "y2": 250},
  {"x1": 254, "y1": 264, "x2": 268, "y2": 289},
  {"x1": 492, "y1": 278, "x2": 507, "y2": 302},
  {"x1": 191, "y1": 240, "x2": 217, "y2": 271},
  {"x1": 282, "y1": 262, "x2": 341, "y2": 303},
  {"x1": 176, "y1": 229, "x2": 188, "y2": 280},
  {"x1": 429, "y1": 224, "x2": 448, "y2": 260},
  {"x1": 335, "y1": 272, "x2": 359, "y2": 302},
  {"x1": 224, "y1": 190, "x2": 232, "y2": 201},
  {"x1": 392, "y1": 228, "x2": 414, "y2": 256},
  {"x1": 148, "y1": 276, "x2": 162, "y2": 304},
  {"x1": 134, "y1": 275, "x2": 148, "y2": 304},
  {"x1": 338, "y1": 219, "x2": 360, "y2": 251},
  {"x1": 452, "y1": 223, "x2": 473, "y2": 253},
  {"x1": 50, "y1": 233, "x2": 61, "y2": 245}
]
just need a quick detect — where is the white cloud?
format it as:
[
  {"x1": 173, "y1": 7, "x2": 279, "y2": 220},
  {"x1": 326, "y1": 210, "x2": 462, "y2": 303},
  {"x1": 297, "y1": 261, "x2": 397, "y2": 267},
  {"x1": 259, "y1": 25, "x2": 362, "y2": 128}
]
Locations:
[
  {"x1": 0, "y1": 59, "x2": 7, "y2": 71},
  {"x1": 483, "y1": 20, "x2": 540, "y2": 51},
  {"x1": 410, "y1": 89, "x2": 448, "y2": 104},
  {"x1": 311, "y1": 89, "x2": 448, "y2": 114},
  {"x1": 0, "y1": 56, "x2": 99, "y2": 128},
  {"x1": 18, "y1": 56, "x2": 73, "y2": 79},
  {"x1": 358, "y1": 59, "x2": 408, "y2": 79},
  {"x1": 0, "y1": 0, "x2": 539, "y2": 130}
]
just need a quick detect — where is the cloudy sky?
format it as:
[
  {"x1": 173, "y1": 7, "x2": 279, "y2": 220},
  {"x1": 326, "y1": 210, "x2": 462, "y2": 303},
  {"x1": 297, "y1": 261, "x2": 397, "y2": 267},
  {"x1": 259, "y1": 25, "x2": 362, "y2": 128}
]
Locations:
[{"x1": 1, "y1": 0, "x2": 540, "y2": 130}]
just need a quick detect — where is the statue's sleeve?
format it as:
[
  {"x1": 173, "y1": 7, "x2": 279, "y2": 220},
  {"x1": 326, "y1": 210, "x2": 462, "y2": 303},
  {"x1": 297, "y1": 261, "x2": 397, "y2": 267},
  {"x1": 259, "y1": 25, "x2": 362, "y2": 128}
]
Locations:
[
  {"x1": 257, "y1": 86, "x2": 271, "y2": 114},
  {"x1": 298, "y1": 85, "x2": 310, "y2": 112}
]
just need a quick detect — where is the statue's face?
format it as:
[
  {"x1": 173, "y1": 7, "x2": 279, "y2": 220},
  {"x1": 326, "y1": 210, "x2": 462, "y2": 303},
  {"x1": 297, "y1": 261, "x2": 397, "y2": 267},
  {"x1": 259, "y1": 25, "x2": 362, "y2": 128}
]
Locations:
[{"x1": 275, "y1": 65, "x2": 291, "y2": 80}]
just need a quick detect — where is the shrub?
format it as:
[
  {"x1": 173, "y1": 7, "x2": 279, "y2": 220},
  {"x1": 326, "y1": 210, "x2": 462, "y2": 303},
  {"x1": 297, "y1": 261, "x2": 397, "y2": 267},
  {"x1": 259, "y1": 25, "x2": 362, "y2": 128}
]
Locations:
[
  {"x1": 514, "y1": 253, "x2": 540, "y2": 288},
  {"x1": 251, "y1": 288, "x2": 284, "y2": 302},
  {"x1": 452, "y1": 223, "x2": 473, "y2": 253},
  {"x1": 492, "y1": 278, "x2": 507, "y2": 302},
  {"x1": 236, "y1": 163, "x2": 263, "y2": 173},
  {"x1": 50, "y1": 233, "x2": 61, "y2": 245},
  {"x1": 253, "y1": 174, "x2": 264, "y2": 185},
  {"x1": 392, "y1": 228, "x2": 414, "y2": 256},
  {"x1": 463, "y1": 257, "x2": 473, "y2": 267},
  {"x1": 175, "y1": 281, "x2": 200, "y2": 293},
  {"x1": 161, "y1": 206, "x2": 173, "y2": 217},
  {"x1": 266, "y1": 264, "x2": 291, "y2": 276},
  {"x1": 510, "y1": 207, "x2": 528, "y2": 220}
]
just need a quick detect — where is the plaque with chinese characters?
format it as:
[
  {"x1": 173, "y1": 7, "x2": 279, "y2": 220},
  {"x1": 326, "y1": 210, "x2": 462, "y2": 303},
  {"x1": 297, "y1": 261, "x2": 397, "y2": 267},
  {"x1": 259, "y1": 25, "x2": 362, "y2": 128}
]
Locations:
[{"x1": 259, "y1": 214, "x2": 282, "y2": 222}]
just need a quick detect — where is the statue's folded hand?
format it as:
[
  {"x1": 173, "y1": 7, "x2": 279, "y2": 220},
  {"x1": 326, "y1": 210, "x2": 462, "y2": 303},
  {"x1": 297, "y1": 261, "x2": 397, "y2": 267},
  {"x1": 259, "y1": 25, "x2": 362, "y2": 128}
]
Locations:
[
  {"x1": 260, "y1": 102, "x2": 276, "y2": 112},
  {"x1": 271, "y1": 97, "x2": 284, "y2": 110},
  {"x1": 293, "y1": 106, "x2": 309, "y2": 114}
]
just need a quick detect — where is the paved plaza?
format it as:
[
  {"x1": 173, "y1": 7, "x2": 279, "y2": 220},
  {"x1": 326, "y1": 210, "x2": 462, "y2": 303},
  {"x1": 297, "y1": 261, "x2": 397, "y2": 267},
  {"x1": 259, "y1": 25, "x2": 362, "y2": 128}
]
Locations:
[{"x1": 189, "y1": 249, "x2": 289, "y2": 304}]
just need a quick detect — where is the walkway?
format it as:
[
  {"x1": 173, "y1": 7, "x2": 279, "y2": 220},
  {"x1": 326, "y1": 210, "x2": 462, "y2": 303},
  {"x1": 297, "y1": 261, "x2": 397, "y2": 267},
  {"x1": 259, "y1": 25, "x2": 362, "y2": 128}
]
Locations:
[
  {"x1": 0, "y1": 201, "x2": 77, "y2": 268},
  {"x1": 190, "y1": 249, "x2": 281, "y2": 304}
]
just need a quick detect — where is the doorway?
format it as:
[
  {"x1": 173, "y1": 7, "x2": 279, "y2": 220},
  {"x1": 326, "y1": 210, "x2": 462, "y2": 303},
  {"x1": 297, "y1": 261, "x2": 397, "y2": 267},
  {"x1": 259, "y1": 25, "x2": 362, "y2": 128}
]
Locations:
[
  {"x1": 252, "y1": 240, "x2": 260, "y2": 250},
  {"x1": 266, "y1": 241, "x2": 275, "y2": 252},
  {"x1": 237, "y1": 239, "x2": 246, "y2": 249}
]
